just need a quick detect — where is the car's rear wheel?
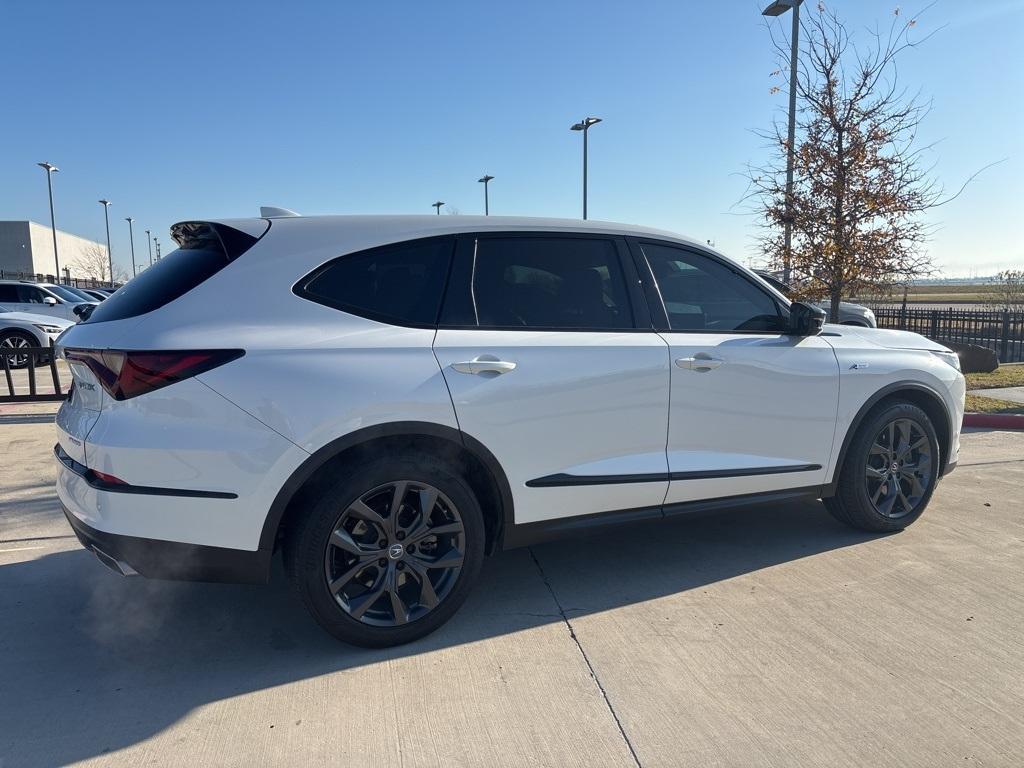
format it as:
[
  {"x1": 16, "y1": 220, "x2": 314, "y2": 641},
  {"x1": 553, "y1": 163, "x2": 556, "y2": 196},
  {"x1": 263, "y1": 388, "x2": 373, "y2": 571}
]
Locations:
[
  {"x1": 825, "y1": 401, "x2": 940, "y2": 532},
  {"x1": 0, "y1": 330, "x2": 38, "y2": 369},
  {"x1": 285, "y1": 454, "x2": 485, "y2": 647}
]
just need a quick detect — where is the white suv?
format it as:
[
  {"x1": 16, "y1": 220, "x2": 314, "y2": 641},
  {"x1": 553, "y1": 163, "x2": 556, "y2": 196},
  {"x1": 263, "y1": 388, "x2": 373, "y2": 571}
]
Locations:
[
  {"x1": 0, "y1": 280, "x2": 97, "y2": 322},
  {"x1": 54, "y1": 215, "x2": 965, "y2": 647}
]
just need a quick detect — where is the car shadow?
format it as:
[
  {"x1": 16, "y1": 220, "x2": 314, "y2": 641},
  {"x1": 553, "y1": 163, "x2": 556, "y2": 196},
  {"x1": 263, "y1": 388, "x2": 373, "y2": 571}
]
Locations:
[{"x1": 0, "y1": 498, "x2": 877, "y2": 766}]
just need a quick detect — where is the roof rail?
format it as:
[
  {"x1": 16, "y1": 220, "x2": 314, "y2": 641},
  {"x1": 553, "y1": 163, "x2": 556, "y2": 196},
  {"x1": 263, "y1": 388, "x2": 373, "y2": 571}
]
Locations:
[{"x1": 259, "y1": 206, "x2": 301, "y2": 218}]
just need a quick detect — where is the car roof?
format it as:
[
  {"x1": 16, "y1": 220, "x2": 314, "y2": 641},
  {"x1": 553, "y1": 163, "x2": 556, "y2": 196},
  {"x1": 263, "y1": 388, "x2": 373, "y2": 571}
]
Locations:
[{"x1": 204, "y1": 214, "x2": 712, "y2": 251}]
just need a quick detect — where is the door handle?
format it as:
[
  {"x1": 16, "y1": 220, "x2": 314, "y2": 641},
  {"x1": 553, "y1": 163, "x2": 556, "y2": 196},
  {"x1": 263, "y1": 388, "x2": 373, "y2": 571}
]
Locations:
[
  {"x1": 451, "y1": 357, "x2": 517, "y2": 375},
  {"x1": 675, "y1": 356, "x2": 723, "y2": 372}
]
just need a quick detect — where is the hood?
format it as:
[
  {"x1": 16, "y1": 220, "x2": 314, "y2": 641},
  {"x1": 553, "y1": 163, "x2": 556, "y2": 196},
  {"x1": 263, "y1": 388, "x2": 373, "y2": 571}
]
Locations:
[
  {"x1": 0, "y1": 310, "x2": 74, "y2": 327},
  {"x1": 824, "y1": 324, "x2": 950, "y2": 352},
  {"x1": 815, "y1": 300, "x2": 871, "y2": 313}
]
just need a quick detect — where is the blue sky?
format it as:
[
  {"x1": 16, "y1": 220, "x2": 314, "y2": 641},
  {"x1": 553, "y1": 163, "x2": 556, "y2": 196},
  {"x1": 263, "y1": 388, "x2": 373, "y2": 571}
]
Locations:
[{"x1": 2, "y1": 0, "x2": 1021, "y2": 277}]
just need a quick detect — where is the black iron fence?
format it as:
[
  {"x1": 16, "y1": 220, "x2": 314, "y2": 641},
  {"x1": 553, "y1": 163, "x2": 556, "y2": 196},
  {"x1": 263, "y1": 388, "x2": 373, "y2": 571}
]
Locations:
[
  {"x1": 872, "y1": 306, "x2": 1024, "y2": 363},
  {"x1": 0, "y1": 270, "x2": 118, "y2": 290},
  {"x1": 0, "y1": 344, "x2": 68, "y2": 403}
]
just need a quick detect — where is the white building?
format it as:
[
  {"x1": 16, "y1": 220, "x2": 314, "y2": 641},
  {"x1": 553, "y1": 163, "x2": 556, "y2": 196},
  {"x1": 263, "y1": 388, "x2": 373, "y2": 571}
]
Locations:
[{"x1": 0, "y1": 221, "x2": 108, "y2": 281}]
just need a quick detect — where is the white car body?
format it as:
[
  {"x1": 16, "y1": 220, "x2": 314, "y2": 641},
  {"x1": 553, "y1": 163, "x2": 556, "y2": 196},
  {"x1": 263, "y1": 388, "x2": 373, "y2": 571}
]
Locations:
[
  {"x1": 53, "y1": 215, "x2": 964, "y2": 604},
  {"x1": 0, "y1": 281, "x2": 97, "y2": 322},
  {"x1": 0, "y1": 306, "x2": 72, "y2": 366},
  {"x1": 0, "y1": 306, "x2": 72, "y2": 343}
]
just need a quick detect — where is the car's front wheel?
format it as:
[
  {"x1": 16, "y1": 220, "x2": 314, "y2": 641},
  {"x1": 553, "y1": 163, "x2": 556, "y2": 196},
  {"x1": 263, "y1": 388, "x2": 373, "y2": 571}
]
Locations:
[
  {"x1": 285, "y1": 454, "x2": 485, "y2": 647},
  {"x1": 0, "y1": 330, "x2": 39, "y2": 369},
  {"x1": 825, "y1": 401, "x2": 941, "y2": 532}
]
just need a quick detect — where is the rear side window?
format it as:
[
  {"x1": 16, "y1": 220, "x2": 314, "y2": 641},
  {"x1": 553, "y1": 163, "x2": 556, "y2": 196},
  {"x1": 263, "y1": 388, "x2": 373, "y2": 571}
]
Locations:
[
  {"x1": 295, "y1": 238, "x2": 454, "y2": 327},
  {"x1": 84, "y1": 222, "x2": 261, "y2": 324},
  {"x1": 441, "y1": 236, "x2": 634, "y2": 330},
  {"x1": 0, "y1": 285, "x2": 19, "y2": 302}
]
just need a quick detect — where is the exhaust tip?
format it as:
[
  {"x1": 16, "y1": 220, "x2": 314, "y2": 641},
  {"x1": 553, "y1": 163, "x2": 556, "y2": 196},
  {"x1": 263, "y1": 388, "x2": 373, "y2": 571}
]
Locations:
[{"x1": 91, "y1": 546, "x2": 139, "y2": 577}]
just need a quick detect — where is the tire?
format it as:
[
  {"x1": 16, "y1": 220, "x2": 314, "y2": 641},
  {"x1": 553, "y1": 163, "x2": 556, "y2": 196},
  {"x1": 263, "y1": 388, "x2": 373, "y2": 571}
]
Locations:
[
  {"x1": 825, "y1": 401, "x2": 941, "y2": 532},
  {"x1": 0, "y1": 330, "x2": 38, "y2": 369},
  {"x1": 284, "y1": 453, "x2": 486, "y2": 647}
]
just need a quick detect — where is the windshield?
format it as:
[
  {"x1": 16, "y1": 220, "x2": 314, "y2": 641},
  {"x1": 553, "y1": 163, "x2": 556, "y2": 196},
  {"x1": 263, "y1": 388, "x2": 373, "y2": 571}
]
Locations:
[
  {"x1": 63, "y1": 286, "x2": 99, "y2": 302},
  {"x1": 45, "y1": 285, "x2": 91, "y2": 303}
]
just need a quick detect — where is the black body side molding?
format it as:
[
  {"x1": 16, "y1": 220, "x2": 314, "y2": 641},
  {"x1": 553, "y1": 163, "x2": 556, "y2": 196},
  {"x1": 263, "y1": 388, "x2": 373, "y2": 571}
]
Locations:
[{"x1": 526, "y1": 464, "x2": 822, "y2": 488}]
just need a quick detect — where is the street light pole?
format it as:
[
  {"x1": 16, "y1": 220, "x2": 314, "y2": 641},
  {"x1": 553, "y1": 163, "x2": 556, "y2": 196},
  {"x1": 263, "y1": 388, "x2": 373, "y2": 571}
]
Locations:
[
  {"x1": 145, "y1": 229, "x2": 153, "y2": 266},
  {"x1": 478, "y1": 175, "x2": 494, "y2": 215},
  {"x1": 432, "y1": 201, "x2": 444, "y2": 215},
  {"x1": 763, "y1": 0, "x2": 803, "y2": 285},
  {"x1": 570, "y1": 117, "x2": 602, "y2": 219},
  {"x1": 37, "y1": 162, "x2": 61, "y2": 281},
  {"x1": 126, "y1": 217, "x2": 137, "y2": 277},
  {"x1": 98, "y1": 200, "x2": 113, "y2": 287},
  {"x1": 154, "y1": 238, "x2": 161, "y2": 261}
]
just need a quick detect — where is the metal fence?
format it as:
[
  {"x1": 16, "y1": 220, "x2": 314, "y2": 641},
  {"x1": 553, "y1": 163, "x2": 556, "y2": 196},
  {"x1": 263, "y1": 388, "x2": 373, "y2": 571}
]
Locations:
[
  {"x1": 872, "y1": 306, "x2": 1024, "y2": 363},
  {"x1": 1, "y1": 344, "x2": 68, "y2": 403},
  {"x1": 0, "y1": 270, "x2": 118, "y2": 290}
]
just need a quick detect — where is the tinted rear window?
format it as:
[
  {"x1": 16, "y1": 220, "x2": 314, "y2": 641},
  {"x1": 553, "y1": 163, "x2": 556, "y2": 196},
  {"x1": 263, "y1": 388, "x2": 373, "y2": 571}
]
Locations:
[{"x1": 85, "y1": 222, "x2": 260, "y2": 323}]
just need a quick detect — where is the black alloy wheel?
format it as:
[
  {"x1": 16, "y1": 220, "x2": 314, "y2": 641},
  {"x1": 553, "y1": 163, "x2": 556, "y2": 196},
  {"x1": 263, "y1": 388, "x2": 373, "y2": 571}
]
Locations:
[
  {"x1": 323, "y1": 480, "x2": 465, "y2": 627},
  {"x1": 864, "y1": 417, "x2": 933, "y2": 519}
]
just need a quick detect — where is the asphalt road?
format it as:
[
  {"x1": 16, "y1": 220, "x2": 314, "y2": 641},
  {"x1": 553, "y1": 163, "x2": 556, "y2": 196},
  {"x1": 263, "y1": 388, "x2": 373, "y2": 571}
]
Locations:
[{"x1": 1, "y1": 412, "x2": 1022, "y2": 767}]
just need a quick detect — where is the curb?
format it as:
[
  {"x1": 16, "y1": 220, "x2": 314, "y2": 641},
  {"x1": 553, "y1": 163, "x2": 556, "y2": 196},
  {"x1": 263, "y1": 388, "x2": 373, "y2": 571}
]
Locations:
[{"x1": 963, "y1": 413, "x2": 1024, "y2": 430}]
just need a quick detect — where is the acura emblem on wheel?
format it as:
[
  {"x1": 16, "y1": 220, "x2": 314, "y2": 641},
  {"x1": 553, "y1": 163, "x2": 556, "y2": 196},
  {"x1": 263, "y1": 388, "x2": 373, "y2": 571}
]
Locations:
[{"x1": 388, "y1": 543, "x2": 404, "y2": 560}]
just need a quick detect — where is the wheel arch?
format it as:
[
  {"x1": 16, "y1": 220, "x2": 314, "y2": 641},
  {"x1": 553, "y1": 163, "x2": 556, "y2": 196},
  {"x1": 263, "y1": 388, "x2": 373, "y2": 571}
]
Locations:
[
  {"x1": 0, "y1": 326, "x2": 40, "y2": 341},
  {"x1": 260, "y1": 421, "x2": 513, "y2": 559},
  {"x1": 824, "y1": 381, "x2": 954, "y2": 497}
]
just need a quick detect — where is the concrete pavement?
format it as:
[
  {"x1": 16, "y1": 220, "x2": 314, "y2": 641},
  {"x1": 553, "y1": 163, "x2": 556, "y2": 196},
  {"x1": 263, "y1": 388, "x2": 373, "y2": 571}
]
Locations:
[{"x1": 1, "y1": 413, "x2": 1022, "y2": 767}]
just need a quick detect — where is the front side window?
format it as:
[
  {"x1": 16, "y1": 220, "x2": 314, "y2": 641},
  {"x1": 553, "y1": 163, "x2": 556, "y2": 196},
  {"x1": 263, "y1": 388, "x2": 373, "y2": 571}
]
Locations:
[
  {"x1": 443, "y1": 236, "x2": 634, "y2": 330},
  {"x1": 0, "y1": 286, "x2": 18, "y2": 303},
  {"x1": 296, "y1": 237, "x2": 454, "y2": 327},
  {"x1": 641, "y1": 243, "x2": 784, "y2": 332},
  {"x1": 16, "y1": 286, "x2": 46, "y2": 304}
]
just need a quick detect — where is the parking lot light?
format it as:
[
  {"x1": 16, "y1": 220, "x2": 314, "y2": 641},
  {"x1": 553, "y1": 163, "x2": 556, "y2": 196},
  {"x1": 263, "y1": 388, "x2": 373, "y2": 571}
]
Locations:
[
  {"x1": 478, "y1": 175, "x2": 494, "y2": 215},
  {"x1": 37, "y1": 162, "x2": 61, "y2": 281},
  {"x1": 570, "y1": 117, "x2": 602, "y2": 220},
  {"x1": 98, "y1": 200, "x2": 113, "y2": 287}
]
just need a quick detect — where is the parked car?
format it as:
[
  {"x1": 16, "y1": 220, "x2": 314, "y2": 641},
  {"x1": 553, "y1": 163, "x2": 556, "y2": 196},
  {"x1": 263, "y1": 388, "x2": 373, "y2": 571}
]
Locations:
[
  {"x1": 54, "y1": 215, "x2": 965, "y2": 647},
  {"x1": 0, "y1": 280, "x2": 97, "y2": 322},
  {"x1": 0, "y1": 304, "x2": 72, "y2": 367},
  {"x1": 80, "y1": 289, "x2": 109, "y2": 301},
  {"x1": 753, "y1": 270, "x2": 877, "y2": 327}
]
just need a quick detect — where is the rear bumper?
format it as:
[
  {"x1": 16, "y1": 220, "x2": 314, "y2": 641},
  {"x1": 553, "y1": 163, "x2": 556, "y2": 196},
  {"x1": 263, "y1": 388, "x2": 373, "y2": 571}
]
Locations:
[{"x1": 62, "y1": 504, "x2": 271, "y2": 584}]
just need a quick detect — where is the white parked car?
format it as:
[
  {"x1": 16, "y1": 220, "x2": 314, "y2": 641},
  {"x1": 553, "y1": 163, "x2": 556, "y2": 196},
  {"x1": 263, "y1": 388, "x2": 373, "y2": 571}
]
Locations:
[
  {"x1": 753, "y1": 270, "x2": 877, "y2": 327},
  {"x1": 54, "y1": 215, "x2": 965, "y2": 647},
  {"x1": 0, "y1": 280, "x2": 97, "y2": 322},
  {"x1": 0, "y1": 304, "x2": 71, "y2": 367}
]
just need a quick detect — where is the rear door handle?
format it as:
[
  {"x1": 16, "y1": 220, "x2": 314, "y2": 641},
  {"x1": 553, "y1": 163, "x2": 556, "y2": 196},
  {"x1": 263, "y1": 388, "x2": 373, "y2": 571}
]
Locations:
[
  {"x1": 675, "y1": 356, "x2": 723, "y2": 372},
  {"x1": 451, "y1": 357, "x2": 517, "y2": 375}
]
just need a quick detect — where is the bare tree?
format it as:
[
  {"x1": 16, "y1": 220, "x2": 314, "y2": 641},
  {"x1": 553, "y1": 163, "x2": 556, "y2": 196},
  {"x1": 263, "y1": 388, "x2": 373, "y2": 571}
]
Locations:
[
  {"x1": 73, "y1": 243, "x2": 127, "y2": 285},
  {"x1": 989, "y1": 270, "x2": 1024, "y2": 312},
  {"x1": 746, "y1": 2, "x2": 986, "y2": 321}
]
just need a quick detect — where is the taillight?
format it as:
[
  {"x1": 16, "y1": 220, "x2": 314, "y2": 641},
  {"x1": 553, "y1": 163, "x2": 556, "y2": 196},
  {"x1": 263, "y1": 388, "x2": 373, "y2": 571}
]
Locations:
[{"x1": 63, "y1": 349, "x2": 244, "y2": 400}]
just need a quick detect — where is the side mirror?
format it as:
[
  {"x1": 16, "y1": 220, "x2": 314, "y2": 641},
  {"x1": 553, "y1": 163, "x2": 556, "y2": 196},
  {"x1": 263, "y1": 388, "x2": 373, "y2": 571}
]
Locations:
[
  {"x1": 43, "y1": 296, "x2": 58, "y2": 306},
  {"x1": 787, "y1": 301, "x2": 826, "y2": 336},
  {"x1": 74, "y1": 304, "x2": 95, "y2": 321}
]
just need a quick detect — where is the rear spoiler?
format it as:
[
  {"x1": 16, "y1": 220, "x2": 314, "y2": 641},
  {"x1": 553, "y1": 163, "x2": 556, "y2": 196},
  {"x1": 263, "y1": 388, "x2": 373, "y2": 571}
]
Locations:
[{"x1": 169, "y1": 221, "x2": 268, "y2": 262}]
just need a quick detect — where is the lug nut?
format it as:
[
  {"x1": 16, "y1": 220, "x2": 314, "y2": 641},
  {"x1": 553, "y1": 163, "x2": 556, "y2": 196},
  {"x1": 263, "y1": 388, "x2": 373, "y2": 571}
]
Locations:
[
  {"x1": 378, "y1": 540, "x2": 387, "y2": 548},
  {"x1": 407, "y1": 545, "x2": 416, "y2": 554},
  {"x1": 397, "y1": 531, "x2": 405, "y2": 541},
  {"x1": 378, "y1": 559, "x2": 386, "y2": 567},
  {"x1": 397, "y1": 562, "x2": 405, "y2": 571}
]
